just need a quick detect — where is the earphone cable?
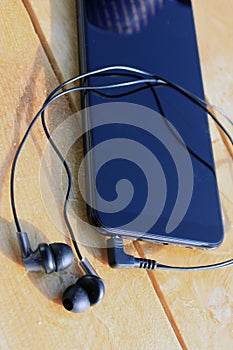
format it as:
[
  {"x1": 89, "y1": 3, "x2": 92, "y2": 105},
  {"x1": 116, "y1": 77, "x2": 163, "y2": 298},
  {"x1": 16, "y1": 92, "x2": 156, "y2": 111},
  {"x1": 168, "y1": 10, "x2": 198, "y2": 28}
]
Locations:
[
  {"x1": 11, "y1": 67, "x2": 232, "y2": 269},
  {"x1": 42, "y1": 76, "x2": 232, "y2": 270},
  {"x1": 10, "y1": 77, "x2": 163, "y2": 260},
  {"x1": 43, "y1": 65, "x2": 232, "y2": 127},
  {"x1": 42, "y1": 71, "x2": 232, "y2": 270},
  {"x1": 40, "y1": 115, "x2": 83, "y2": 261}
]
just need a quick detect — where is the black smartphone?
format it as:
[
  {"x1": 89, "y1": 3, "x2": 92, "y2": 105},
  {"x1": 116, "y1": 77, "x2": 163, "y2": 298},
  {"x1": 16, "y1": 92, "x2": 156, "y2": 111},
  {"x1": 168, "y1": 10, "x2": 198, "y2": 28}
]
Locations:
[{"x1": 76, "y1": 0, "x2": 224, "y2": 249}]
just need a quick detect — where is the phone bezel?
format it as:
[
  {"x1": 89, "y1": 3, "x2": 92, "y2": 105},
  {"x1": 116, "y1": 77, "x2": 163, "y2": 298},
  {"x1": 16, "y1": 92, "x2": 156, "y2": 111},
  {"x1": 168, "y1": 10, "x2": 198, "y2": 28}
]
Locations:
[{"x1": 76, "y1": 0, "x2": 224, "y2": 250}]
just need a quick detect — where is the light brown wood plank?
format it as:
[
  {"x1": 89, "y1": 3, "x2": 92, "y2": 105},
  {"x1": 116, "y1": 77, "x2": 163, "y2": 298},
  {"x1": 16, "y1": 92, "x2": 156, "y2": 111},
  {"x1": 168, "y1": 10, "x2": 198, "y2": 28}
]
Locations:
[
  {"x1": 21, "y1": 0, "x2": 187, "y2": 346},
  {"x1": 21, "y1": 0, "x2": 233, "y2": 349},
  {"x1": 22, "y1": 0, "x2": 188, "y2": 345},
  {"x1": 136, "y1": 1, "x2": 233, "y2": 349},
  {"x1": 0, "y1": 1, "x2": 182, "y2": 349}
]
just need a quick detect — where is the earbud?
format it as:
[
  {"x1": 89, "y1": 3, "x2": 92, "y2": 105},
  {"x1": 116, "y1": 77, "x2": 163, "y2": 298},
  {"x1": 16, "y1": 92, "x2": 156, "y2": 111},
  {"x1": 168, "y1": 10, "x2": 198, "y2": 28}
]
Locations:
[
  {"x1": 62, "y1": 259, "x2": 105, "y2": 313},
  {"x1": 17, "y1": 232, "x2": 74, "y2": 274}
]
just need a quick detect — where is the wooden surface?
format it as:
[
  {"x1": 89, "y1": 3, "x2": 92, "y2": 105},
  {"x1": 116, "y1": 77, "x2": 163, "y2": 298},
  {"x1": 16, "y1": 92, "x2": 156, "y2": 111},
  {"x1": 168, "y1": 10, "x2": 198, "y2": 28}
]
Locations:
[{"x1": 0, "y1": 1, "x2": 232, "y2": 349}]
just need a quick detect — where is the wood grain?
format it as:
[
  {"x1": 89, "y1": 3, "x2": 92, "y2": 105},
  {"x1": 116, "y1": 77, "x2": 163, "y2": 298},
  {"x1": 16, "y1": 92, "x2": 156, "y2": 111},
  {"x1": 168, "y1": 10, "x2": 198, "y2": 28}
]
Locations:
[
  {"x1": 1, "y1": 0, "x2": 232, "y2": 349},
  {"x1": 22, "y1": 0, "x2": 80, "y2": 110},
  {"x1": 0, "y1": 1, "x2": 182, "y2": 349},
  {"x1": 23, "y1": 1, "x2": 233, "y2": 349}
]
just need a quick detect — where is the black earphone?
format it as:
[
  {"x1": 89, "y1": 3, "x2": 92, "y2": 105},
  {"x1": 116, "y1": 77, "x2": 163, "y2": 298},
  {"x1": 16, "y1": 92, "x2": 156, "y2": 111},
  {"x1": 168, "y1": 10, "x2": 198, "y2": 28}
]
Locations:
[
  {"x1": 16, "y1": 230, "x2": 105, "y2": 312},
  {"x1": 16, "y1": 229, "x2": 105, "y2": 312},
  {"x1": 10, "y1": 66, "x2": 232, "y2": 313},
  {"x1": 62, "y1": 259, "x2": 105, "y2": 313},
  {"x1": 17, "y1": 231, "x2": 74, "y2": 274}
]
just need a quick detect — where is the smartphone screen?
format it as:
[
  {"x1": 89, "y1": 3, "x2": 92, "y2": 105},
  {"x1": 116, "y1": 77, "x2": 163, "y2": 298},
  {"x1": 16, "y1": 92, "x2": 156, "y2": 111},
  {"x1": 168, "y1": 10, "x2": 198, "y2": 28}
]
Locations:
[{"x1": 77, "y1": 0, "x2": 224, "y2": 248}]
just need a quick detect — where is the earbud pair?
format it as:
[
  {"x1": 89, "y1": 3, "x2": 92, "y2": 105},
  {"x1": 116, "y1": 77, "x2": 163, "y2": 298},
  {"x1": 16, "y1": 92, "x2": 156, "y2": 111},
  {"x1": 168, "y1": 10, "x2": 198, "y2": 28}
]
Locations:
[{"x1": 17, "y1": 232, "x2": 105, "y2": 313}]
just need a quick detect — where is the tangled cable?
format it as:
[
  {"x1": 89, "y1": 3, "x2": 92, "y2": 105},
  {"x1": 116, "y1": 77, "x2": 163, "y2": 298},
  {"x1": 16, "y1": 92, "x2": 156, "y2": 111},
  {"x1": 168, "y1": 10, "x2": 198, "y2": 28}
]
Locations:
[{"x1": 11, "y1": 66, "x2": 233, "y2": 270}]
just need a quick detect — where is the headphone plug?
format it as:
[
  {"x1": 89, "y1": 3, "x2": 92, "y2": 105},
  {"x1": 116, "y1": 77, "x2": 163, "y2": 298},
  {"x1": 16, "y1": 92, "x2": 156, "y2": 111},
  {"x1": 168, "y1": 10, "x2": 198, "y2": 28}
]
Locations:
[{"x1": 107, "y1": 236, "x2": 157, "y2": 270}]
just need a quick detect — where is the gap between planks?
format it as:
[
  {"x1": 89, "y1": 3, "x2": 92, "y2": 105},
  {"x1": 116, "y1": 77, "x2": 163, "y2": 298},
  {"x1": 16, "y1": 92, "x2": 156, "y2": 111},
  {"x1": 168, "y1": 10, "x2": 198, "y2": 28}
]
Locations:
[
  {"x1": 134, "y1": 241, "x2": 188, "y2": 350},
  {"x1": 21, "y1": 0, "x2": 78, "y2": 113}
]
